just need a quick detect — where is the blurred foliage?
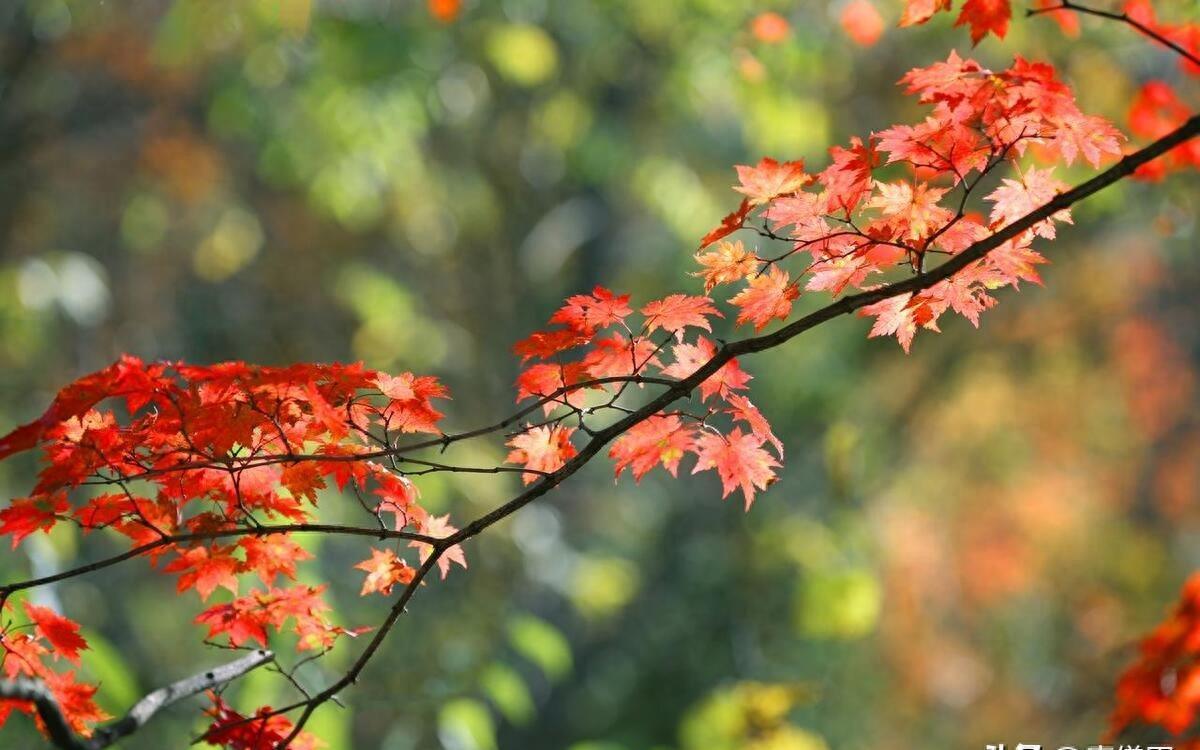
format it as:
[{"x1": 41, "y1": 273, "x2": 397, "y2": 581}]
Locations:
[{"x1": 0, "y1": 0, "x2": 1198, "y2": 748}]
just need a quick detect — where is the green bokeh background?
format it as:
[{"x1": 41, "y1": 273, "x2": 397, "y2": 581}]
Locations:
[{"x1": 1, "y1": 1, "x2": 1198, "y2": 748}]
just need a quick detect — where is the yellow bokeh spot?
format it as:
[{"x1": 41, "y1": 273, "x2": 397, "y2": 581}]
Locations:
[
  {"x1": 570, "y1": 555, "x2": 641, "y2": 619},
  {"x1": 534, "y1": 92, "x2": 593, "y2": 148},
  {"x1": 794, "y1": 567, "x2": 881, "y2": 640},
  {"x1": 681, "y1": 681, "x2": 823, "y2": 750},
  {"x1": 487, "y1": 24, "x2": 559, "y2": 87},
  {"x1": 193, "y1": 208, "x2": 264, "y2": 282},
  {"x1": 747, "y1": 96, "x2": 829, "y2": 158}
]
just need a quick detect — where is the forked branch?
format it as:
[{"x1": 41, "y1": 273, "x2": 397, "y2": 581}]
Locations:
[{"x1": 0, "y1": 649, "x2": 273, "y2": 750}]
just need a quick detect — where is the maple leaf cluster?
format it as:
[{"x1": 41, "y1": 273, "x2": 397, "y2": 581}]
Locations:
[
  {"x1": 902, "y1": 1, "x2": 1199, "y2": 181},
  {"x1": 1109, "y1": 574, "x2": 1200, "y2": 745},
  {"x1": 510, "y1": 286, "x2": 783, "y2": 509},
  {"x1": 1119, "y1": 1, "x2": 1200, "y2": 180},
  {"x1": 0, "y1": 3, "x2": 1197, "y2": 746},
  {"x1": 204, "y1": 696, "x2": 323, "y2": 750},
  {"x1": 698, "y1": 51, "x2": 1125, "y2": 352},
  {"x1": 900, "y1": 0, "x2": 1196, "y2": 47},
  {"x1": 0, "y1": 603, "x2": 106, "y2": 738},
  {"x1": 901, "y1": 0, "x2": 1016, "y2": 43},
  {"x1": 0, "y1": 355, "x2": 466, "y2": 742}
]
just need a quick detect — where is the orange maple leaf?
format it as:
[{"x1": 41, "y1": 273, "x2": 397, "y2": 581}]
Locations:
[
  {"x1": 729, "y1": 267, "x2": 799, "y2": 331},
  {"x1": 692, "y1": 428, "x2": 780, "y2": 510},
  {"x1": 733, "y1": 158, "x2": 810, "y2": 206},
  {"x1": 609, "y1": 414, "x2": 696, "y2": 481},
  {"x1": 355, "y1": 548, "x2": 416, "y2": 596},
  {"x1": 506, "y1": 425, "x2": 578, "y2": 484},
  {"x1": 694, "y1": 240, "x2": 759, "y2": 292}
]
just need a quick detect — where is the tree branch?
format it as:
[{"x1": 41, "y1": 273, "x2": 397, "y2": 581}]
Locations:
[
  {"x1": 1028, "y1": 0, "x2": 1200, "y2": 68},
  {"x1": 14, "y1": 115, "x2": 1200, "y2": 749},
  {"x1": 270, "y1": 113, "x2": 1200, "y2": 747},
  {"x1": 455, "y1": 114, "x2": 1200, "y2": 545},
  {"x1": 69, "y1": 373, "x2": 676, "y2": 488},
  {"x1": 0, "y1": 649, "x2": 273, "y2": 750}
]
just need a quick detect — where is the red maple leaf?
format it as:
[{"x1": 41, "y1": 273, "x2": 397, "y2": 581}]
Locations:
[
  {"x1": 195, "y1": 601, "x2": 270, "y2": 649},
  {"x1": 694, "y1": 239, "x2": 759, "y2": 291},
  {"x1": 729, "y1": 267, "x2": 799, "y2": 331},
  {"x1": 355, "y1": 548, "x2": 416, "y2": 596},
  {"x1": 549, "y1": 286, "x2": 633, "y2": 335},
  {"x1": 640, "y1": 294, "x2": 722, "y2": 337},
  {"x1": 512, "y1": 328, "x2": 590, "y2": 362},
  {"x1": 165, "y1": 545, "x2": 242, "y2": 600},
  {"x1": 0, "y1": 355, "x2": 164, "y2": 460},
  {"x1": 698, "y1": 199, "x2": 752, "y2": 250},
  {"x1": 660, "y1": 337, "x2": 752, "y2": 402},
  {"x1": 609, "y1": 414, "x2": 697, "y2": 481},
  {"x1": 374, "y1": 372, "x2": 449, "y2": 403},
  {"x1": 726, "y1": 394, "x2": 784, "y2": 459},
  {"x1": 410, "y1": 514, "x2": 467, "y2": 579},
  {"x1": 860, "y1": 294, "x2": 930, "y2": 353},
  {"x1": 24, "y1": 603, "x2": 88, "y2": 664},
  {"x1": 986, "y1": 166, "x2": 1071, "y2": 239},
  {"x1": 0, "y1": 493, "x2": 69, "y2": 547},
  {"x1": 205, "y1": 696, "x2": 324, "y2": 750},
  {"x1": 692, "y1": 428, "x2": 780, "y2": 510},
  {"x1": 898, "y1": 0, "x2": 952, "y2": 27},
  {"x1": 1109, "y1": 574, "x2": 1200, "y2": 740},
  {"x1": 955, "y1": 0, "x2": 1011, "y2": 43},
  {"x1": 1128, "y1": 81, "x2": 1200, "y2": 179},
  {"x1": 733, "y1": 158, "x2": 810, "y2": 205},
  {"x1": 515, "y1": 362, "x2": 592, "y2": 414},
  {"x1": 44, "y1": 670, "x2": 108, "y2": 736},
  {"x1": 506, "y1": 425, "x2": 578, "y2": 484},
  {"x1": 818, "y1": 136, "x2": 877, "y2": 214},
  {"x1": 580, "y1": 334, "x2": 662, "y2": 380},
  {"x1": 240, "y1": 535, "x2": 312, "y2": 585},
  {"x1": 279, "y1": 462, "x2": 327, "y2": 505}
]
